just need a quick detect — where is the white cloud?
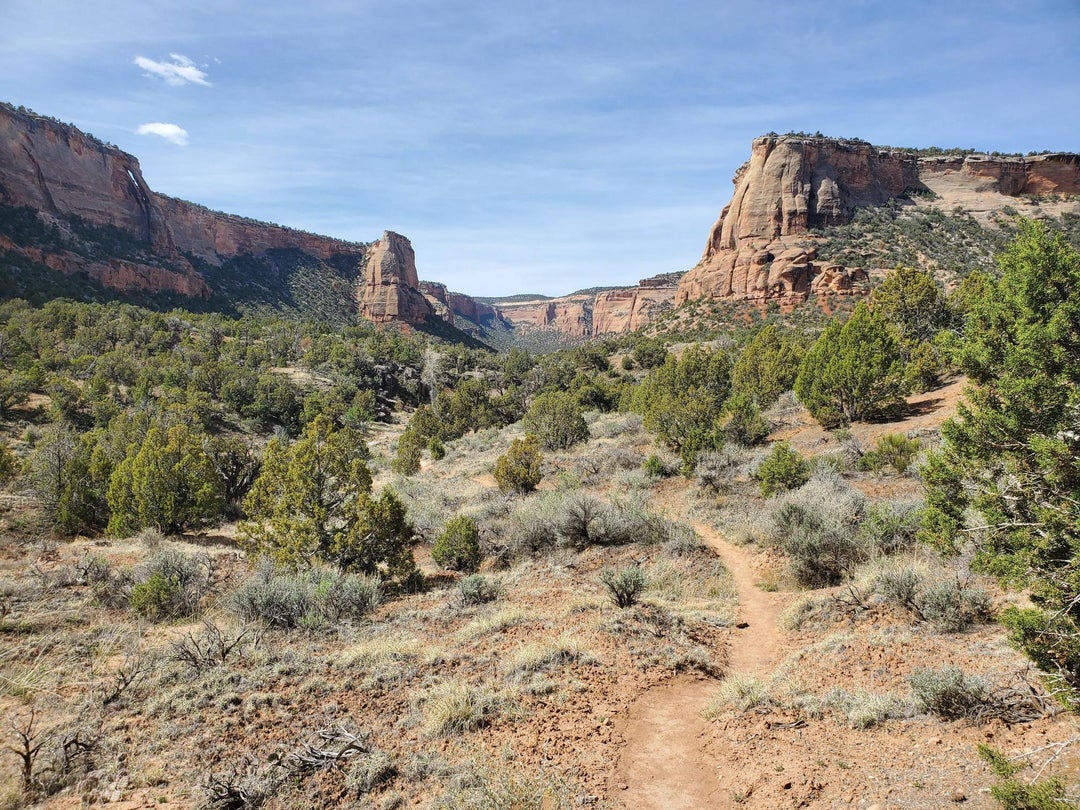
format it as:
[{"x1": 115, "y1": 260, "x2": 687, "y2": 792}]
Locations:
[
  {"x1": 136, "y1": 122, "x2": 190, "y2": 146},
  {"x1": 134, "y1": 53, "x2": 210, "y2": 86}
]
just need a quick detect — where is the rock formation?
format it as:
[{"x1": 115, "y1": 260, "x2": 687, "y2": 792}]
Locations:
[
  {"x1": 677, "y1": 135, "x2": 1080, "y2": 308},
  {"x1": 419, "y1": 281, "x2": 507, "y2": 328},
  {"x1": 0, "y1": 103, "x2": 364, "y2": 300},
  {"x1": 490, "y1": 273, "x2": 680, "y2": 339},
  {"x1": 357, "y1": 231, "x2": 433, "y2": 324}
]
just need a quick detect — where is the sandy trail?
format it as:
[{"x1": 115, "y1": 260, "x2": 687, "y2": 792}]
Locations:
[
  {"x1": 694, "y1": 522, "x2": 789, "y2": 677},
  {"x1": 608, "y1": 522, "x2": 789, "y2": 808}
]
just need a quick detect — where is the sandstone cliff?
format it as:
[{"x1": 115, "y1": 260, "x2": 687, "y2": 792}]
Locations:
[
  {"x1": 419, "y1": 281, "x2": 509, "y2": 328},
  {"x1": 677, "y1": 135, "x2": 1080, "y2": 308},
  {"x1": 0, "y1": 103, "x2": 365, "y2": 302},
  {"x1": 357, "y1": 231, "x2": 433, "y2": 325},
  {"x1": 490, "y1": 273, "x2": 680, "y2": 339}
]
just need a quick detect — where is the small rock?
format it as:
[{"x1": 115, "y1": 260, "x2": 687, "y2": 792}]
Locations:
[
  {"x1": 735, "y1": 621, "x2": 749, "y2": 629},
  {"x1": 951, "y1": 790, "x2": 967, "y2": 803}
]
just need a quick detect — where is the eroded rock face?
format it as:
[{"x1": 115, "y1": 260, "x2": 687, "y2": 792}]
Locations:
[
  {"x1": 358, "y1": 232, "x2": 434, "y2": 324},
  {"x1": 491, "y1": 274, "x2": 679, "y2": 339},
  {"x1": 677, "y1": 135, "x2": 1080, "y2": 307},
  {"x1": 0, "y1": 104, "x2": 364, "y2": 299},
  {"x1": 592, "y1": 278, "x2": 679, "y2": 334}
]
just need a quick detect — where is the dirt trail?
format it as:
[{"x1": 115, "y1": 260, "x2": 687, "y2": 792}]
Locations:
[
  {"x1": 609, "y1": 677, "x2": 723, "y2": 809},
  {"x1": 609, "y1": 522, "x2": 790, "y2": 808},
  {"x1": 694, "y1": 523, "x2": 789, "y2": 677}
]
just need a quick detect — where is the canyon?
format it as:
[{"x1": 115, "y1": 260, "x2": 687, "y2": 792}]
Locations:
[{"x1": 3, "y1": 102, "x2": 1079, "y2": 342}]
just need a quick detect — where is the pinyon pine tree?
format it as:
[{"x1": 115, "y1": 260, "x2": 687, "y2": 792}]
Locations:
[
  {"x1": 794, "y1": 301, "x2": 908, "y2": 427},
  {"x1": 920, "y1": 220, "x2": 1080, "y2": 689}
]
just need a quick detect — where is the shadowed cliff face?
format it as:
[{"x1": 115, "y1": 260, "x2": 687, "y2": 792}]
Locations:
[
  {"x1": 677, "y1": 136, "x2": 1080, "y2": 308},
  {"x1": 0, "y1": 104, "x2": 365, "y2": 303}
]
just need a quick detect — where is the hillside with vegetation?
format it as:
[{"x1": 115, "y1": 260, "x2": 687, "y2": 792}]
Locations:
[{"x1": 1, "y1": 219, "x2": 1078, "y2": 808}]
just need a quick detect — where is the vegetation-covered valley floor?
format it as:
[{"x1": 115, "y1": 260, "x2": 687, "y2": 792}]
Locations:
[{"x1": 3, "y1": 394, "x2": 1078, "y2": 809}]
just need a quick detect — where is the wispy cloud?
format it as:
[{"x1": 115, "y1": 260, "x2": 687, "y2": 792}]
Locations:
[
  {"x1": 134, "y1": 53, "x2": 211, "y2": 86},
  {"x1": 136, "y1": 122, "x2": 189, "y2": 146}
]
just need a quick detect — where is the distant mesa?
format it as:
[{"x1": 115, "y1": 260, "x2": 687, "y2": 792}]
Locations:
[{"x1": 677, "y1": 133, "x2": 1080, "y2": 309}]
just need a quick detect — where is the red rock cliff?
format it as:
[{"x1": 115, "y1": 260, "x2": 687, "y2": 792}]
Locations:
[
  {"x1": 677, "y1": 135, "x2": 1080, "y2": 308},
  {"x1": 0, "y1": 104, "x2": 364, "y2": 299},
  {"x1": 491, "y1": 274, "x2": 680, "y2": 339},
  {"x1": 358, "y1": 231, "x2": 434, "y2": 325}
]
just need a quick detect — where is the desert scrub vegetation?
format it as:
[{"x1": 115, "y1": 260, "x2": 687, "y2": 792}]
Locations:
[
  {"x1": 434, "y1": 759, "x2": 570, "y2": 810},
  {"x1": 503, "y1": 489, "x2": 680, "y2": 556},
  {"x1": 456, "y1": 573, "x2": 502, "y2": 606},
  {"x1": 599, "y1": 565, "x2": 647, "y2": 608},
  {"x1": 706, "y1": 673, "x2": 772, "y2": 714},
  {"x1": 762, "y1": 473, "x2": 871, "y2": 587},
  {"x1": 80, "y1": 548, "x2": 218, "y2": 619},
  {"x1": 432, "y1": 515, "x2": 482, "y2": 572},
  {"x1": 500, "y1": 632, "x2": 595, "y2": 679},
  {"x1": 229, "y1": 562, "x2": 382, "y2": 629}
]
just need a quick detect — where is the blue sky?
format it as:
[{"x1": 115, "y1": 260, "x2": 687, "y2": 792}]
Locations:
[{"x1": 4, "y1": 1, "x2": 1079, "y2": 296}]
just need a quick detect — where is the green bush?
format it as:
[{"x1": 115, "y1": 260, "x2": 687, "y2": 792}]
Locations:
[
  {"x1": 432, "y1": 515, "x2": 482, "y2": 572},
  {"x1": 230, "y1": 564, "x2": 382, "y2": 629},
  {"x1": 599, "y1": 565, "x2": 647, "y2": 608},
  {"x1": 753, "y1": 441, "x2": 810, "y2": 497},
  {"x1": 978, "y1": 744, "x2": 1072, "y2": 810},
  {"x1": 391, "y1": 431, "x2": 423, "y2": 475},
  {"x1": 0, "y1": 441, "x2": 18, "y2": 484},
  {"x1": 522, "y1": 392, "x2": 589, "y2": 450},
  {"x1": 127, "y1": 550, "x2": 213, "y2": 620},
  {"x1": 642, "y1": 454, "x2": 668, "y2": 478},
  {"x1": 458, "y1": 574, "x2": 502, "y2": 606},
  {"x1": 908, "y1": 665, "x2": 990, "y2": 719},
  {"x1": 493, "y1": 436, "x2": 542, "y2": 494},
  {"x1": 794, "y1": 301, "x2": 909, "y2": 427},
  {"x1": 856, "y1": 433, "x2": 921, "y2": 474},
  {"x1": 428, "y1": 437, "x2": 446, "y2": 461},
  {"x1": 130, "y1": 571, "x2": 182, "y2": 620}
]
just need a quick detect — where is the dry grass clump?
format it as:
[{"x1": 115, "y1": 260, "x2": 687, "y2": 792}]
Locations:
[
  {"x1": 340, "y1": 634, "x2": 427, "y2": 688},
  {"x1": 705, "y1": 673, "x2": 772, "y2": 716},
  {"x1": 421, "y1": 679, "x2": 508, "y2": 737},
  {"x1": 434, "y1": 758, "x2": 570, "y2": 809},
  {"x1": 457, "y1": 607, "x2": 532, "y2": 640},
  {"x1": 600, "y1": 603, "x2": 723, "y2": 675},
  {"x1": 500, "y1": 632, "x2": 595, "y2": 677}
]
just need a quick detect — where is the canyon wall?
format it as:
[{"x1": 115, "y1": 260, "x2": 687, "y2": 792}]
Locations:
[
  {"x1": 0, "y1": 104, "x2": 365, "y2": 300},
  {"x1": 489, "y1": 274, "x2": 680, "y2": 339},
  {"x1": 677, "y1": 135, "x2": 1080, "y2": 308}
]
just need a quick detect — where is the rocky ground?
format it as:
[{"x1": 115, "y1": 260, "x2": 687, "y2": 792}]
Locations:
[{"x1": 1, "y1": 383, "x2": 1078, "y2": 809}]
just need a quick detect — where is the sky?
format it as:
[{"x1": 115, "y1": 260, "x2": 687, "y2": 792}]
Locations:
[{"x1": 4, "y1": 1, "x2": 1079, "y2": 297}]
